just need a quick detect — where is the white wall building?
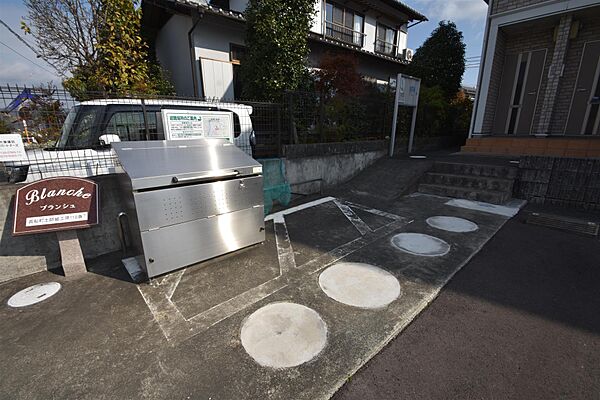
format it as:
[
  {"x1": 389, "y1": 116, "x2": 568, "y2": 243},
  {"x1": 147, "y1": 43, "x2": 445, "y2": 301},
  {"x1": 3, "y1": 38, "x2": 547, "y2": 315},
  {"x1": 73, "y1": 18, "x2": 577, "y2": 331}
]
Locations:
[{"x1": 142, "y1": 0, "x2": 427, "y2": 100}]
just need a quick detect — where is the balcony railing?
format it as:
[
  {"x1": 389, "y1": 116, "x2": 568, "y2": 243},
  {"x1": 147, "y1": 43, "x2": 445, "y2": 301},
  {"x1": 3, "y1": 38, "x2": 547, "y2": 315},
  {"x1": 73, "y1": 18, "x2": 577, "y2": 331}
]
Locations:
[
  {"x1": 375, "y1": 39, "x2": 397, "y2": 57},
  {"x1": 324, "y1": 21, "x2": 365, "y2": 47}
]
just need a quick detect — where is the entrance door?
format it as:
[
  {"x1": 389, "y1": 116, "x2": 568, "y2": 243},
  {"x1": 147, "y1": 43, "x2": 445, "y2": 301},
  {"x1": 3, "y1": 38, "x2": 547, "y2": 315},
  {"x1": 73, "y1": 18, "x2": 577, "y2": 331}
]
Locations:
[
  {"x1": 492, "y1": 49, "x2": 547, "y2": 135},
  {"x1": 566, "y1": 41, "x2": 600, "y2": 135}
]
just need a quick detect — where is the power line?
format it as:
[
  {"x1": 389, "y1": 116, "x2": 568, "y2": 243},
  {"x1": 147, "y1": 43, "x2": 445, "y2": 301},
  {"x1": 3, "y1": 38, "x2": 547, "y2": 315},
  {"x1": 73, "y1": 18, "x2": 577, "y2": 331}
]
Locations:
[
  {"x1": 0, "y1": 40, "x2": 59, "y2": 76},
  {"x1": 0, "y1": 18, "x2": 65, "y2": 77}
]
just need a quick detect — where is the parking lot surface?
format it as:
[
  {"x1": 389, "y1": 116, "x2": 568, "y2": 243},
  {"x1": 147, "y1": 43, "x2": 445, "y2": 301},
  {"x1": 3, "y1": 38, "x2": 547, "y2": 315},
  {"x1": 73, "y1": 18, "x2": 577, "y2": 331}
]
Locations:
[
  {"x1": 1, "y1": 191, "x2": 517, "y2": 399},
  {"x1": 334, "y1": 209, "x2": 600, "y2": 400}
]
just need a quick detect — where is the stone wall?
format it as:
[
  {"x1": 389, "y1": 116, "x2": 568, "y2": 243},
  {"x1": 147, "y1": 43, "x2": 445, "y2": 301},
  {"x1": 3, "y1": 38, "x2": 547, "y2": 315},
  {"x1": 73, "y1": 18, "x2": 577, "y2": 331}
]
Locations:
[{"x1": 515, "y1": 156, "x2": 600, "y2": 209}]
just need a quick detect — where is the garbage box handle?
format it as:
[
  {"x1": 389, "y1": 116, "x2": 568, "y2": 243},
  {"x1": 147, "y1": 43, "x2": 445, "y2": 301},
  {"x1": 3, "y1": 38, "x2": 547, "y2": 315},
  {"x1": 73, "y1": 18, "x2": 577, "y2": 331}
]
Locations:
[{"x1": 171, "y1": 170, "x2": 239, "y2": 184}]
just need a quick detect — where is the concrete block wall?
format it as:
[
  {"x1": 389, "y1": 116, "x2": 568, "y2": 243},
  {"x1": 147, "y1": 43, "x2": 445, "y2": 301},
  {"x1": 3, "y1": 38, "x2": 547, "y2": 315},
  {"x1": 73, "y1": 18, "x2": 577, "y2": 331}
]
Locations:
[
  {"x1": 516, "y1": 156, "x2": 600, "y2": 210},
  {"x1": 0, "y1": 175, "x2": 125, "y2": 283},
  {"x1": 282, "y1": 141, "x2": 387, "y2": 195},
  {"x1": 491, "y1": 0, "x2": 551, "y2": 15}
]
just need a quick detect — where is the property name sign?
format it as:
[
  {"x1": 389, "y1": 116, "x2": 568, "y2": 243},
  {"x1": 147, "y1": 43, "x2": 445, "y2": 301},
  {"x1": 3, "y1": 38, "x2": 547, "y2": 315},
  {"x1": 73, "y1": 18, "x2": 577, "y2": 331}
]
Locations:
[{"x1": 13, "y1": 177, "x2": 99, "y2": 235}]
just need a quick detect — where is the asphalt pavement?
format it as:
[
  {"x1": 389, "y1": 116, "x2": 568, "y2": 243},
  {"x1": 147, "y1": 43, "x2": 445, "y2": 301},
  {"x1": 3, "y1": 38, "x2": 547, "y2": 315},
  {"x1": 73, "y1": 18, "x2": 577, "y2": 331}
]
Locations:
[{"x1": 333, "y1": 208, "x2": 600, "y2": 400}]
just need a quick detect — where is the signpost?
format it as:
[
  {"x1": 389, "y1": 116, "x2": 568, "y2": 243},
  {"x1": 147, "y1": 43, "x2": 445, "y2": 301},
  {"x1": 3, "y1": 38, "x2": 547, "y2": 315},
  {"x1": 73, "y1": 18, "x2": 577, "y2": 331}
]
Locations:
[
  {"x1": 389, "y1": 73, "x2": 421, "y2": 157},
  {"x1": 13, "y1": 177, "x2": 99, "y2": 276},
  {"x1": 161, "y1": 109, "x2": 234, "y2": 143}
]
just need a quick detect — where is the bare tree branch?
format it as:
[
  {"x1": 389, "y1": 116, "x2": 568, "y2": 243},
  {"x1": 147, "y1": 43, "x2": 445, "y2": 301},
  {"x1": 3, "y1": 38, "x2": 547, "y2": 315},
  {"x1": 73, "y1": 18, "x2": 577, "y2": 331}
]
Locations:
[{"x1": 22, "y1": 0, "x2": 102, "y2": 74}]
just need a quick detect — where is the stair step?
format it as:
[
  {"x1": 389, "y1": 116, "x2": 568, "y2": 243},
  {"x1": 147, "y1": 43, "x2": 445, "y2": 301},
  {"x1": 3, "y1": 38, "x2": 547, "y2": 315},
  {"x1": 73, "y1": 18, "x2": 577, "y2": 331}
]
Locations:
[
  {"x1": 422, "y1": 172, "x2": 514, "y2": 192},
  {"x1": 418, "y1": 183, "x2": 511, "y2": 205},
  {"x1": 432, "y1": 161, "x2": 518, "y2": 179}
]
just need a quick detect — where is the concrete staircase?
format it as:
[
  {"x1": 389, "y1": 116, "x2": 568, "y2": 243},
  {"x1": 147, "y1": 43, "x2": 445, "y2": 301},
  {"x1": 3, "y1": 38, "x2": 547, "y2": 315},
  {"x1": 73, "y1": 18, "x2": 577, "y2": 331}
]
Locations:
[{"x1": 418, "y1": 161, "x2": 518, "y2": 204}]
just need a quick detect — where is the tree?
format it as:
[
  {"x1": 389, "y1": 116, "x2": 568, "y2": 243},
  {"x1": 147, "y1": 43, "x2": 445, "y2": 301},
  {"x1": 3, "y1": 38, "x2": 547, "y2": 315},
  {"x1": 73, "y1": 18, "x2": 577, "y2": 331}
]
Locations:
[
  {"x1": 21, "y1": 0, "x2": 100, "y2": 76},
  {"x1": 316, "y1": 52, "x2": 363, "y2": 97},
  {"x1": 241, "y1": 0, "x2": 315, "y2": 100},
  {"x1": 405, "y1": 21, "x2": 466, "y2": 99},
  {"x1": 21, "y1": 0, "x2": 173, "y2": 98}
]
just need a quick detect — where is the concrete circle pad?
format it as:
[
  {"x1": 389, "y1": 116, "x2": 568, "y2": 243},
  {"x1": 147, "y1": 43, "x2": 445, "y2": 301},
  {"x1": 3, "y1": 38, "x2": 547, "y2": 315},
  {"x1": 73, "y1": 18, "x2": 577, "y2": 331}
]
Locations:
[
  {"x1": 7, "y1": 282, "x2": 61, "y2": 308},
  {"x1": 319, "y1": 262, "x2": 400, "y2": 309},
  {"x1": 426, "y1": 216, "x2": 478, "y2": 233},
  {"x1": 241, "y1": 302, "x2": 327, "y2": 368},
  {"x1": 391, "y1": 233, "x2": 450, "y2": 257}
]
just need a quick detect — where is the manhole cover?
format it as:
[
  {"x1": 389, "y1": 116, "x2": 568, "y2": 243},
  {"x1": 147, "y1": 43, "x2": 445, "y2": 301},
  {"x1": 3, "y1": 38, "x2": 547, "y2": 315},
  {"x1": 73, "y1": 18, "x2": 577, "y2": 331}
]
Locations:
[
  {"x1": 241, "y1": 302, "x2": 327, "y2": 368},
  {"x1": 391, "y1": 233, "x2": 450, "y2": 256},
  {"x1": 319, "y1": 262, "x2": 400, "y2": 309},
  {"x1": 426, "y1": 216, "x2": 478, "y2": 233},
  {"x1": 7, "y1": 282, "x2": 61, "y2": 308}
]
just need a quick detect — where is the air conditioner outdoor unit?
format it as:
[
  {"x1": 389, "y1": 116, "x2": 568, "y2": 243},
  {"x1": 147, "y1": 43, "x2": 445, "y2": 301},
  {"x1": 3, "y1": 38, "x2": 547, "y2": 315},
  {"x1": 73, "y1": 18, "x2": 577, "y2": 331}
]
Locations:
[{"x1": 403, "y1": 48, "x2": 414, "y2": 62}]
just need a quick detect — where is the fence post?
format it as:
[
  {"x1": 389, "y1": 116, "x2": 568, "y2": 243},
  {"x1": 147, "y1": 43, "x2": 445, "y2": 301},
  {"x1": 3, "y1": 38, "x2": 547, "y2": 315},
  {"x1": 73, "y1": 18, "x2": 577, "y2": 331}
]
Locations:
[
  {"x1": 287, "y1": 91, "x2": 298, "y2": 145},
  {"x1": 140, "y1": 98, "x2": 150, "y2": 140},
  {"x1": 389, "y1": 81, "x2": 401, "y2": 157},
  {"x1": 276, "y1": 103, "x2": 282, "y2": 157},
  {"x1": 318, "y1": 92, "x2": 325, "y2": 142}
]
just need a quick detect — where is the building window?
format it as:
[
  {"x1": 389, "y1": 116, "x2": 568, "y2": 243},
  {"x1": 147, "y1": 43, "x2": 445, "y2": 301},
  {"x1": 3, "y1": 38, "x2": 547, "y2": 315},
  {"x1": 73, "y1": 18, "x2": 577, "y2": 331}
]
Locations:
[
  {"x1": 506, "y1": 58, "x2": 528, "y2": 134},
  {"x1": 230, "y1": 44, "x2": 246, "y2": 65},
  {"x1": 324, "y1": 1, "x2": 364, "y2": 47},
  {"x1": 375, "y1": 23, "x2": 397, "y2": 56},
  {"x1": 230, "y1": 44, "x2": 246, "y2": 99},
  {"x1": 105, "y1": 112, "x2": 160, "y2": 141}
]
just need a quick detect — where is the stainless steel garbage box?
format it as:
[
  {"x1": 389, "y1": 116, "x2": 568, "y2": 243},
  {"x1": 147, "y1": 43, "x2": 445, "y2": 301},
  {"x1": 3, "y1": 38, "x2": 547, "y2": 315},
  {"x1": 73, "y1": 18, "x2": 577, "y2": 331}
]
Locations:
[{"x1": 114, "y1": 139, "x2": 264, "y2": 278}]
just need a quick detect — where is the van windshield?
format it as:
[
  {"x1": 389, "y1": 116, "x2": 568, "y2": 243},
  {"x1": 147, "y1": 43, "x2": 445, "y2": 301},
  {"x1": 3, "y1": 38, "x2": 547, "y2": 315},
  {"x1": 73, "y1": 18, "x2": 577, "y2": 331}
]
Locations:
[{"x1": 56, "y1": 105, "x2": 102, "y2": 149}]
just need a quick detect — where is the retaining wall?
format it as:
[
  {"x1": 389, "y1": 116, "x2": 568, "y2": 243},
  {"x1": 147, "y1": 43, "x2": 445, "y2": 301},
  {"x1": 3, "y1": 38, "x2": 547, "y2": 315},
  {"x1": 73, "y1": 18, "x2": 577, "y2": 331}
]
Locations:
[
  {"x1": 282, "y1": 141, "x2": 387, "y2": 195},
  {"x1": 515, "y1": 156, "x2": 600, "y2": 210}
]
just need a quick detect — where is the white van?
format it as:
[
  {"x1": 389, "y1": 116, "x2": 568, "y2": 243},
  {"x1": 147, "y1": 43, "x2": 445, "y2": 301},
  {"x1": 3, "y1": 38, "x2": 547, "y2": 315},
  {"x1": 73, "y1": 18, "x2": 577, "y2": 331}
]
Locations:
[{"x1": 5, "y1": 98, "x2": 256, "y2": 183}]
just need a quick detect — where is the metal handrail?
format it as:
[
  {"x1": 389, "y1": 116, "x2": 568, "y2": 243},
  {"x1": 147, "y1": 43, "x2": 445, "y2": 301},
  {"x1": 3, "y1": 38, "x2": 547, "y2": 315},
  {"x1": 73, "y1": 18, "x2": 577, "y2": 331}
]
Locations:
[
  {"x1": 375, "y1": 39, "x2": 398, "y2": 57},
  {"x1": 324, "y1": 21, "x2": 365, "y2": 47}
]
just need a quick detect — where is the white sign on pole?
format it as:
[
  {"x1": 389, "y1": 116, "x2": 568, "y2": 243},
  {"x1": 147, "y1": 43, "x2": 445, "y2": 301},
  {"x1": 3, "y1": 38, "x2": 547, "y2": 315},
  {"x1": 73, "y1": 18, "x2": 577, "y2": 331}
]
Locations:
[
  {"x1": 161, "y1": 110, "x2": 234, "y2": 142},
  {"x1": 389, "y1": 73, "x2": 421, "y2": 156},
  {"x1": 0, "y1": 134, "x2": 27, "y2": 162}
]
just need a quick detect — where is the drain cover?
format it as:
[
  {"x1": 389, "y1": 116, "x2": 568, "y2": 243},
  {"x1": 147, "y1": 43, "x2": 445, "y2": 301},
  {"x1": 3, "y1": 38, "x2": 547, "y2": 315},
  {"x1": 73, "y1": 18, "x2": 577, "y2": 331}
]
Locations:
[
  {"x1": 426, "y1": 216, "x2": 478, "y2": 233},
  {"x1": 241, "y1": 302, "x2": 327, "y2": 368},
  {"x1": 526, "y1": 212, "x2": 599, "y2": 236},
  {"x1": 391, "y1": 233, "x2": 450, "y2": 256},
  {"x1": 319, "y1": 262, "x2": 400, "y2": 309},
  {"x1": 7, "y1": 282, "x2": 61, "y2": 308}
]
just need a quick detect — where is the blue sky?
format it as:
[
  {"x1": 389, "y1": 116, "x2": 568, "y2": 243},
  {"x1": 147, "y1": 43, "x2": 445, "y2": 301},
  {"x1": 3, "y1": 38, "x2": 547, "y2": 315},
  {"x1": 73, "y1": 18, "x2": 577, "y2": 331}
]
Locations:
[{"x1": 0, "y1": 0, "x2": 487, "y2": 87}]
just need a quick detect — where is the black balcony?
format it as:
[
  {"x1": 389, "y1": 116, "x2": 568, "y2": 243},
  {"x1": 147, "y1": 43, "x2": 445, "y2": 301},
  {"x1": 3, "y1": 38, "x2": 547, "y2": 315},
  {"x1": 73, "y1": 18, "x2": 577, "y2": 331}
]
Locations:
[
  {"x1": 324, "y1": 21, "x2": 365, "y2": 47},
  {"x1": 375, "y1": 39, "x2": 397, "y2": 57}
]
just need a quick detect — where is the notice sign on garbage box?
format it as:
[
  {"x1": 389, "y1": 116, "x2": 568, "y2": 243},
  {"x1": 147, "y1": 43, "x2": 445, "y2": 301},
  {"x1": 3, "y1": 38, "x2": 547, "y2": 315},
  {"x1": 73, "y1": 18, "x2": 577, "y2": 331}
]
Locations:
[
  {"x1": 162, "y1": 109, "x2": 234, "y2": 142},
  {"x1": 13, "y1": 177, "x2": 99, "y2": 235}
]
